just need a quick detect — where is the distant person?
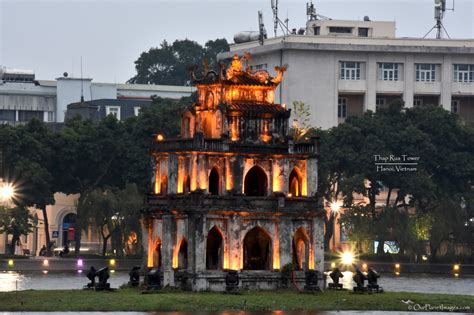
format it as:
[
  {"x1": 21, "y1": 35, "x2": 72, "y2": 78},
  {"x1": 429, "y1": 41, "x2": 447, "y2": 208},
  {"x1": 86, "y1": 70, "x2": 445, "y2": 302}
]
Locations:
[
  {"x1": 59, "y1": 244, "x2": 70, "y2": 257},
  {"x1": 39, "y1": 245, "x2": 47, "y2": 256}
]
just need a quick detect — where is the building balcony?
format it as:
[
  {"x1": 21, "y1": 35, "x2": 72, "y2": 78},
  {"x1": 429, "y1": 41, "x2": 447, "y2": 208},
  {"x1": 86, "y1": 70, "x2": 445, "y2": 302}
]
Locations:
[
  {"x1": 152, "y1": 135, "x2": 319, "y2": 156},
  {"x1": 376, "y1": 80, "x2": 404, "y2": 94},
  {"x1": 414, "y1": 81, "x2": 441, "y2": 95},
  {"x1": 145, "y1": 193, "x2": 322, "y2": 215},
  {"x1": 452, "y1": 82, "x2": 474, "y2": 95},
  {"x1": 338, "y1": 80, "x2": 367, "y2": 93}
]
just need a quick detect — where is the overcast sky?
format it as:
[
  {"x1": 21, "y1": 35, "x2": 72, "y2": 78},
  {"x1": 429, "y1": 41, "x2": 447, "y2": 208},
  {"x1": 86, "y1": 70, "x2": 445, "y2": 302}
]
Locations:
[{"x1": 1, "y1": 0, "x2": 473, "y2": 83}]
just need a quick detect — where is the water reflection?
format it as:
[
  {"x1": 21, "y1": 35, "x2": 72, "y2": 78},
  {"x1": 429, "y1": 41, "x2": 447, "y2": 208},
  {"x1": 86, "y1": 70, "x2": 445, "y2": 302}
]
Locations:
[{"x1": 0, "y1": 311, "x2": 461, "y2": 315}]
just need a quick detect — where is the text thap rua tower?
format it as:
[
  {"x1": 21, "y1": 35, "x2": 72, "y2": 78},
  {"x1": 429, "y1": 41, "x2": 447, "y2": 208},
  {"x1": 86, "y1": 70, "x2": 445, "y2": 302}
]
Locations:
[{"x1": 143, "y1": 54, "x2": 324, "y2": 291}]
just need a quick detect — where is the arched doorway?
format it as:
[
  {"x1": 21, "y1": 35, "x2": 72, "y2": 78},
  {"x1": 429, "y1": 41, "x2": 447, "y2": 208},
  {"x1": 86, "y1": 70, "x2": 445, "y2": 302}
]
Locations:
[
  {"x1": 209, "y1": 167, "x2": 220, "y2": 195},
  {"x1": 293, "y1": 227, "x2": 310, "y2": 270},
  {"x1": 289, "y1": 168, "x2": 302, "y2": 197},
  {"x1": 243, "y1": 226, "x2": 272, "y2": 270},
  {"x1": 160, "y1": 176, "x2": 168, "y2": 195},
  {"x1": 61, "y1": 213, "x2": 76, "y2": 247},
  {"x1": 177, "y1": 239, "x2": 188, "y2": 270},
  {"x1": 244, "y1": 166, "x2": 268, "y2": 196},
  {"x1": 153, "y1": 239, "x2": 162, "y2": 268},
  {"x1": 206, "y1": 226, "x2": 224, "y2": 270},
  {"x1": 182, "y1": 175, "x2": 190, "y2": 194}
]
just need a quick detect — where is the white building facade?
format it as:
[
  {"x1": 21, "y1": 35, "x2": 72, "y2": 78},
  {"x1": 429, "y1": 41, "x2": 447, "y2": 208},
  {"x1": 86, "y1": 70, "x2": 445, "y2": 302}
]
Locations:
[
  {"x1": 220, "y1": 20, "x2": 474, "y2": 129},
  {"x1": 0, "y1": 68, "x2": 195, "y2": 124}
]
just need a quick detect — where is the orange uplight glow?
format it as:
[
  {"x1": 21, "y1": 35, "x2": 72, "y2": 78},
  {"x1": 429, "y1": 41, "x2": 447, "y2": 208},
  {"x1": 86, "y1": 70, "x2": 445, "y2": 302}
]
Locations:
[
  {"x1": 156, "y1": 134, "x2": 164, "y2": 141},
  {"x1": 273, "y1": 238, "x2": 280, "y2": 270},
  {"x1": 147, "y1": 225, "x2": 154, "y2": 268}
]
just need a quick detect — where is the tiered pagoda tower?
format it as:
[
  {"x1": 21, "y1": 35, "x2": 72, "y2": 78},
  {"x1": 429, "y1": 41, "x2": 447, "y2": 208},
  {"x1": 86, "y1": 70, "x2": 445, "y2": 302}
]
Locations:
[{"x1": 143, "y1": 54, "x2": 324, "y2": 291}]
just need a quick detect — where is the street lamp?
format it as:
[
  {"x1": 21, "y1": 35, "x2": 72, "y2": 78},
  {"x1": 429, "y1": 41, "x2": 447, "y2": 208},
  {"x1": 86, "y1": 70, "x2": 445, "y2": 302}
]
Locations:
[{"x1": 0, "y1": 181, "x2": 16, "y2": 203}]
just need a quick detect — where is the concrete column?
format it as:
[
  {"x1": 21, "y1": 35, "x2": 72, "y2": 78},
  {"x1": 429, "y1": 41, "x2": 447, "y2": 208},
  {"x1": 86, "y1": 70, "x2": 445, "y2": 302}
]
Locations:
[
  {"x1": 306, "y1": 158, "x2": 318, "y2": 197},
  {"x1": 312, "y1": 217, "x2": 325, "y2": 272},
  {"x1": 197, "y1": 154, "x2": 208, "y2": 192},
  {"x1": 404, "y1": 55, "x2": 415, "y2": 108},
  {"x1": 441, "y1": 55, "x2": 453, "y2": 111},
  {"x1": 231, "y1": 156, "x2": 244, "y2": 194},
  {"x1": 279, "y1": 218, "x2": 292, "y2": 268},
  {"x1": 228, "y1": 215, "x2": 241, "y2": 270},
  {"x1": 365, "y1": 53, "x2": 377, "y2": 112},
  {"x1": 162, "y1": 215, "x2": 175, "y2": 287},
  {"x1": 194, "y1": 214, "x2": 206, "y2": 273},
  {"x1": 168, "y1": 154, "x2": 178, "y2": 194}
]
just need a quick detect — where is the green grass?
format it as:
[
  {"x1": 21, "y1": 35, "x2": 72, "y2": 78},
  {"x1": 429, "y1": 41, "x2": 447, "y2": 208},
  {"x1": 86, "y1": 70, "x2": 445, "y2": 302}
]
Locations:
[{"x1": 0, "y1": 289, "x2": 473, "y2": 312}]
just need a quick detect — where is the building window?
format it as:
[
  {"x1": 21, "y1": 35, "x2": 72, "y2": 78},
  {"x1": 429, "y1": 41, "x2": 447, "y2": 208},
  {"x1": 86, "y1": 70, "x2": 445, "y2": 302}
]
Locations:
[
  {"x1": 0, "y1": 110, "x2": 15, "y2": 122},
  {"x1": 340, "y1": 62, "x2": 361, "y2": 80},
  {"x1": 378, "y1": 63, "x2": 401, "y2": 81},
  {"x1": 451, "y1": 99, "x2": 460, "y2": 113},
  {"x1": 416, "y1": 64, "x2": 437, "y2": 82},
  {"x1": 413, "y1": 99, "x2": 423, "y2": 107},
  {"x1": 314, "y1": 26, "x2": 320, "y2": 35},
  {"x1": 134, "y1": 106, "x2": 141, "y2": 116},
  {"x1": 453, "y1": 64, "x2": 474, "y2": 83},
  {"x1": 375, "y1": 98, "x2": 385, "y2": 111},
  {"x1": 338, "y1": 97, "x2": 347, "y2": 118},
  {"x1": 47, "y1": 111, "x2": 55, "y2": 122},
  {"x1": 18, "y1": 110, "x2": 42, "y2": 122},
  {"x1": 358, "y1": 28, "x2": 369, "y2": 37},
  {"x1": 254, "y1": 63, "x2": 268, "y2": 71},
  {"x1": 329, "y1": 26, "x2": 352, "y2": 34},
  {"x1": 106, "y1": 106, "x2": 121, "y2": 120}
]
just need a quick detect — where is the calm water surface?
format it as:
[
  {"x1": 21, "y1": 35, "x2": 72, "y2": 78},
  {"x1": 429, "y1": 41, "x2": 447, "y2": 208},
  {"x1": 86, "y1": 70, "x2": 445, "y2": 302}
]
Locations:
[
  {"x1": 0, "y1": 312, "x2": 471, "y2": 315},
  {"x1": 0, "y1": 270, "x2": 473, "y2": 296}
]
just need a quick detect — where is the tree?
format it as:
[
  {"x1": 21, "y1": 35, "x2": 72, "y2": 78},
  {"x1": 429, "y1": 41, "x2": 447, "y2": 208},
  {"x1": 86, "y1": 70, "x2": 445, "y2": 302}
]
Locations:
[
  {"x1": 0, "y1": 119, "x2": 57, "y2": 255},
  {"x1": 54, "y1": 116, "x2": 129, "y2": 254},
  {"x1": 128, "y1": 39, "x2": 229, "y2": 85},
  {"x1": 83, "y1": 184, "x2": 142, "y2": 256},
  {"x1": 0, "y1": 206, "x2": 33, "y2": 254}
]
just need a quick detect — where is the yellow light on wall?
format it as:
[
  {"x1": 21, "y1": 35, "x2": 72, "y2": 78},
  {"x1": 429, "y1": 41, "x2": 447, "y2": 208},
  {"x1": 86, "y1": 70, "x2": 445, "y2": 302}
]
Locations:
[
  {"x1": 7, "y1": 260, "x2": 14, "y2": 267},
  {"x1": 109, "y1": 259, "x2": 116, "y2": 266},
  {"x1": 395, "y1": 263, "x2": 400, "y2": 269},
  {"x1": 453, "y1": 264, "x2": 460, "y2": 271},
  {"x1": 156, "y1": 134, "x2": 164, "y2": 141},
  {"x1": 330, "y1": 262, "x2": 336, "y2": 269},
  {"x1": 43, "y1": 259, "x2": 49, "y2": 267}
]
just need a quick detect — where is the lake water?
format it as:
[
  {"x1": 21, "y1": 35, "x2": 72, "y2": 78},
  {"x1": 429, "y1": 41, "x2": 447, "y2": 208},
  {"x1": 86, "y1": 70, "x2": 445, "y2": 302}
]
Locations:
[
  {"x1": 0, "y1": 312, "x2": 471, "y2": 315},
  {"x1": 0, "y1": 270, "x2": 473, "y2": 296}
]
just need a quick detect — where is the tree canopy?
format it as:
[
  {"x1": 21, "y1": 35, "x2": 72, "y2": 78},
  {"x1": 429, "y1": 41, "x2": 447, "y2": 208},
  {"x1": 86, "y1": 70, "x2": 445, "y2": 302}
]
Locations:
[{"x1": 128, "y1": 39, "x2": 229, "y2": 85}]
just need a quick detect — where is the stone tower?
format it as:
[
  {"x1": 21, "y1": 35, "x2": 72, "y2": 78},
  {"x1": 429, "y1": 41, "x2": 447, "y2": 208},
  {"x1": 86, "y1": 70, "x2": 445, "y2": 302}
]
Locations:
[{"x1": 143, "y1": 54, "x2": 324, "y2": 291}]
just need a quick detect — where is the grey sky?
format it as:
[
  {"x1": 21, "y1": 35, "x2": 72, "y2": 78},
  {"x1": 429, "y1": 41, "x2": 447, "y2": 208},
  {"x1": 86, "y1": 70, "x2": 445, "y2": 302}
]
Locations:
[{"x1": 1, "y1": 0, "x2": 473, "y2": 83}]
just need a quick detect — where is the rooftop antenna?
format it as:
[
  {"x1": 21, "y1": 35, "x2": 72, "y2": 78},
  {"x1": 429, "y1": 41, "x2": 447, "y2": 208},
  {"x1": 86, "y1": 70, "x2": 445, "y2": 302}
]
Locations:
[
  {"x1": 306, "y1": 1, "x2": 331, "y2": 21},
  {"x1": 258, "y1": 11, "x2": 267, "y2": 45},
  {"x1": 423, "y1": 0, "x2": 455, "y2": 39},
  {"x1": 271, "y1": 0, "x2": 290, "y2": 37},
  {"x1": 80, "y1": 56, "x2": 84, "y2": 102},
  {"x1": 306, "y1": 1, "x2": 316, "y2": 21}
]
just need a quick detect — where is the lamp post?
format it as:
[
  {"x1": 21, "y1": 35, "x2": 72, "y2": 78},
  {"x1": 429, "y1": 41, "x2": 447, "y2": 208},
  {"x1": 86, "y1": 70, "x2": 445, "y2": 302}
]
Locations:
[
  {"x1": 0, "y1": 179, "x2": 17, "y2": 254},
  {"x1": 330, "y1": 200, "x2": 341, "y2": 250}
]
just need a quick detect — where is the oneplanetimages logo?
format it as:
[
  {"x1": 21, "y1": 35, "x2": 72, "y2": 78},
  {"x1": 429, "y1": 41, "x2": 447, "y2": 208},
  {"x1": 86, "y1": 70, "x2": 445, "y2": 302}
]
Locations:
[{"x1": 374, "y1": 154, "x2": 419, "y2": 172}]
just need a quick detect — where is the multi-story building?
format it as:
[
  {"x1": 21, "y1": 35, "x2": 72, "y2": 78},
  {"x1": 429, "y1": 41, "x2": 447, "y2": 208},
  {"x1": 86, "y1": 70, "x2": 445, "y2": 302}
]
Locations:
[
  {"x1": 0, "y1": 67, "x2": 195, "y2": 125},
  {"x1": 219, "y1": 19, "x2": 474, "y2": 129}
]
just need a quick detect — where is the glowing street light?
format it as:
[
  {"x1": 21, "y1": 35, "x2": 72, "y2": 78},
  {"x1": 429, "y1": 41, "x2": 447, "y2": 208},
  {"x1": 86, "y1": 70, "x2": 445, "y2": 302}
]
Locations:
[
  {"x1": 340, "y1": 251, "x2": 355, "y2": 265},
  {"x1": 330, "y1": 201, "x2": 341, "y2": 214},
  {"x1": 0, "y1": 182, "x2": 16, "y2": 202}
]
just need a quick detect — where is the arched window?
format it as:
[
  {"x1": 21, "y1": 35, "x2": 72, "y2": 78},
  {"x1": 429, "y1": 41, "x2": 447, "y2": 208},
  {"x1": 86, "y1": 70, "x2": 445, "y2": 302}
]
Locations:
[
  {"x1": 160, "y1": 176, "x2": 168, "y2": 196},
  {"x1": 177, "y1": 239, "x2": 188, "y2": 270},
  {"x1": 244, "y1": 166, "x2": 268, "y2": 196},
  {"x1": 243, "y1": 226, "x2": 272, "y2": 270},
  {"x1": 62, "y1": 213, "x2": 76, "y2": 246},
  {"x1": 182, "y1": 175, "x2": 191, "y2": 194},
  {"x1": 293, "y1": 227, "x2": 310, "y2": 270},
  {"x1": 209, "y1": 167, "x2": 220, "y2": 195},
  {"x1": 153, "y1": 239, "x2": 162, "y2": 268},
  {"x1": 206, "y1": 226, "x2": 224, "y2": 270},
  {"x1": 289, "y1": 168, "x2": 302, "y2": 197}
]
